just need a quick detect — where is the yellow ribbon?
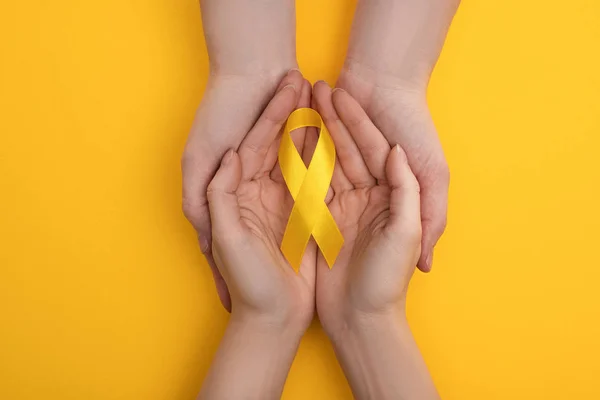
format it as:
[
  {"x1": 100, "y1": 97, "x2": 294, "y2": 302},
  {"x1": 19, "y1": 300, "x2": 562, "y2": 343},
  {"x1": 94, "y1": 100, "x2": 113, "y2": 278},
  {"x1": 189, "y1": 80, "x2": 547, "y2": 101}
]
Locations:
[{"x1": 279, "y1": 108, "x2": 344, "y2": 271}]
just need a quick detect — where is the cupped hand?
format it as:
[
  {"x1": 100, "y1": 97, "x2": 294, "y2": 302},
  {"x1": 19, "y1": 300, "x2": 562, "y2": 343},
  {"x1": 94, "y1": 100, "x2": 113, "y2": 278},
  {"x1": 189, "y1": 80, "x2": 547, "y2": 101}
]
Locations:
[
  {"x1": 336, "y1": 70, "x2": 448, "y2": 274},
  {"x1": 183, "y1": 69, "x2": 305, "y2": 311},
  {"x1": 337, "y1": 0, "x2": 459, "y2": 273},
  {"x1": 312, "y1": 82, "x2": 422, "y2": 336},
  {"x1": 206, "y1": 79, "x2": 317, "y2": 329}
]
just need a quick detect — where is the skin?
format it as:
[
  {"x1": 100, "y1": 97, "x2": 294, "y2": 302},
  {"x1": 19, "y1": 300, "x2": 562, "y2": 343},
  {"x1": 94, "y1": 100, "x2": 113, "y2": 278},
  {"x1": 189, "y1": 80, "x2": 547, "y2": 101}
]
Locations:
[
  {"x1": 183, "y1": 0, "x2": 460, "y2": 311},
  {"x1": 337, "y1": 0, "x2": 461, "y2": 272},
  {"x1": 188, "y1": 1, "x2": 460, "y2": 397},
  {"x1": 182, "y1": 0, "x2": 298, "y2": 311},
  {"x1": 199, "y1": 79, "x2": 318, "y2": 400},
  {"x1": 200, "y1": 77, "x2": 439, "y2": 399},
  {"x1": 314, "y1": 82, "x2": 439, "y2": 399}
]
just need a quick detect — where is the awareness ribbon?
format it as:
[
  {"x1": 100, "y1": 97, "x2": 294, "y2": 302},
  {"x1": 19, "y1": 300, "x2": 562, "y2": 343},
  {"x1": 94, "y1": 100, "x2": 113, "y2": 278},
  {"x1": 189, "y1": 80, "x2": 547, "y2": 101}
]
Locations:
[{"x1": 278, "y1": 108, "x2": 344, "y2": 271}]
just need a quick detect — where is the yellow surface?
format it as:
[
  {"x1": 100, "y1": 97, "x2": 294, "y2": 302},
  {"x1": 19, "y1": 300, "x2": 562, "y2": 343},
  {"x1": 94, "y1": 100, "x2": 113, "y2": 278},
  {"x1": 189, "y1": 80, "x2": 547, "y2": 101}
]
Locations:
[{"x1": 1, "y1": 0, "x2": 599, "y2": 399}]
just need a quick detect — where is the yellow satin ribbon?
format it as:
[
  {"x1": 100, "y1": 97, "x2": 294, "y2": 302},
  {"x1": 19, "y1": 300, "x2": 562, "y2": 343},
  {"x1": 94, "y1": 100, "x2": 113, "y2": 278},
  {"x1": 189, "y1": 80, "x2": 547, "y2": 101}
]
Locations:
[{"x1": 279, "y1": 108, "x2": 344, "y2": 271}]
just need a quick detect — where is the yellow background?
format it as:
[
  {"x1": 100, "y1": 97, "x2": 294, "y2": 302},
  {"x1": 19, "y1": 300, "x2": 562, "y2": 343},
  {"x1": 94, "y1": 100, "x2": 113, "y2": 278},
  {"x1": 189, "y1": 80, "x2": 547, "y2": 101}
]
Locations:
[{"x1": 1, "y1": 0, "x2": 599, "y2": 398}]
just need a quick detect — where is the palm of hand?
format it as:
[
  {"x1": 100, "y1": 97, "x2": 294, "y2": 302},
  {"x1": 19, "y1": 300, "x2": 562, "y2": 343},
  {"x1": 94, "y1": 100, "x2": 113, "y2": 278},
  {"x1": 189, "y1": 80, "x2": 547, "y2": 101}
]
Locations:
[
  {"x1": 183, "y1": 70, "x2": 307, "y2": 312},
  {"x1": 226, "y1": 172, "x2": 316, "y2": 322},
  {"x1": 236, "y1": 176, "x2": 291, "y2": 264},
  {"x1": 318, "y1": 182, "x2": 417, "y2": 332},
  {"x1": 312, "y1": 81, "x2": 422, "y2": 335},
  {"x1": 208, "y1": 79, "x2": 316, "y2": 325},
  {"x1": 322, "y1": 185, "x2": 391, "y2": 291}
]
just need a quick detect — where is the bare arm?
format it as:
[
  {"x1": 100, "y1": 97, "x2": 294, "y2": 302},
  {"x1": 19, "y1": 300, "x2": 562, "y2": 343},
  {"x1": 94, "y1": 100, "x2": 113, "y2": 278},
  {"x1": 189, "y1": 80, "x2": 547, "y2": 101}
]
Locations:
[
  {"x1": 200, "y1": 0, "x2": 296, "y2": 76},
  {"x1": 332, "y1": 312, "x2": 438, "y2": 400},
  {"x1": 199, "y1": 317, "x2": 304, "y2": 400},
  {"x1": 338, "y1": 0, "x2": 460, "y2": 273},
  {"x1": 183, "y1": 0, "x2": 298, "y2": 311},
  {"x1": 314, "y1": 82, "x2": 439, "y2": 400}
]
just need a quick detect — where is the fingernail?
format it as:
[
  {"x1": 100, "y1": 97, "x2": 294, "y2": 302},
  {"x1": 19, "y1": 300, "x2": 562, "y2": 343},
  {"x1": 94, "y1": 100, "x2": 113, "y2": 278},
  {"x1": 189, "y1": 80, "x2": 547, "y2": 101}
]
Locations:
[
  {"x1": 425, "y1": 252, "x2": 433, "y2": 270},
  {"x1": 395, "y1": 143, "x2": 408, "y2": 163},
  {"x1": 282, "y1": 83, "x2": 296, "y2": 92},
  {"x1": 199, "y1": 235, "x2": 210, "y2": 254},
  {"x1": 332, "y1": 87, "x2": 345, "y2": 94},
  {"x1": 315, "y1": 80, "x2": 328, "y2": 85},
  {"x1": 222, "y1": 149, "x2": 234, "y2": 166},
  {"x1": 288, "y1": 68, "x2": 301, "y2": 75}
]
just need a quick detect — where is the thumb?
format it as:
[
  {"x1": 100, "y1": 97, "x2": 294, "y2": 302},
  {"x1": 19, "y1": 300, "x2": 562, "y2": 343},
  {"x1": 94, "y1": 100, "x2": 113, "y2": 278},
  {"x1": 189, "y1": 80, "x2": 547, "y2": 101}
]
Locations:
[
  {"x1": 207, "y1": 150, "x2": 244, "y2": 241},
  {"x1": 385, "y1": 144, "x2": 422, "y2": 248}
]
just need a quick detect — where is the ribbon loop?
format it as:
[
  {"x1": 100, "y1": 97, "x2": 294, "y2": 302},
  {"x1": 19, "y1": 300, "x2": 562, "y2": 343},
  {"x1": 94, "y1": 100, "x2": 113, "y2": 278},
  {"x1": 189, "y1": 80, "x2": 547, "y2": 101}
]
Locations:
[{"x1": 279, "y1": 108, "x2": 344, "y2": 271}]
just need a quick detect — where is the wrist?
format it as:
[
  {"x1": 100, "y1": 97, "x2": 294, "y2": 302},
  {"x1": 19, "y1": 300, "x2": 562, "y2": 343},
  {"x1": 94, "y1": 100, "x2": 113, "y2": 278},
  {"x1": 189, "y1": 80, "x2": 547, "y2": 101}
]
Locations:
[
  {"x1": 329, "y1": 308, "x2": 408, "y2": 348},
  {"x1": 328, "y1": 311, "x2": 429, "y2": 400},
  {"x1": 206, "y1": 65, "x2": 299, "y2": 102},
  {"x1": 320, "y1": 294, "x2": 408, "y2": 343},
  {"x1": 230, "y1": 308, "x2": 309, "y2": 344},
  {"x1": 200, "y1": 304, "x2": 307, "y2": 399},
  {"x1": 209, "y1": 61, "x2": 298, "y2": 81},
  {"x1": 339, "y1": 58, "x2": 429, "y2": 99}
]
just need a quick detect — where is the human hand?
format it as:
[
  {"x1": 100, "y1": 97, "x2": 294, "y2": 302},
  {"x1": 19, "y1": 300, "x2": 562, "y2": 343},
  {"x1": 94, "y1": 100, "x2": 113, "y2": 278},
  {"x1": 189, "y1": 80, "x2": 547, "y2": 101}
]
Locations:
[
  {"x1": 206, "y1": 79, "x2": 316, "y2": 330},
  {"x1": 312, "y1": 82, "x2": 438, "y2": 400},
  {"x1": 183, "y1": 70, "x2": 304, "y2": 311},
  {"x1": 182, "y1": 0, "x2": 298, "y2": 311},
  {"x1": 199, "y1": 79, "x2": 317, "y2": 400},
  {"x1": 312, "y1": 81, "x2": 421, "y2": 336},
  {"x1": 337, "y1": 0, "x2": 460, "y2": 272}
]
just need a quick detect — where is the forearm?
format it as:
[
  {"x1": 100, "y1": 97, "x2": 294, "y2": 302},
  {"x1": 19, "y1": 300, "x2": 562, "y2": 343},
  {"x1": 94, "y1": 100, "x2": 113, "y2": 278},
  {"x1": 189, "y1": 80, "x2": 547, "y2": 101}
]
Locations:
[
  {"x1": 199, "y1": 314, "x2": 304, "y2": 400},
  {"x1": 331, "y1": 311, "x2": 439, "y2": 400},
  {"x1": 200, "y1": 0, "x2": 297, "y2": 76},
  {"x1": 345, "y1": 0, "x2": 460, "y2": 88}
]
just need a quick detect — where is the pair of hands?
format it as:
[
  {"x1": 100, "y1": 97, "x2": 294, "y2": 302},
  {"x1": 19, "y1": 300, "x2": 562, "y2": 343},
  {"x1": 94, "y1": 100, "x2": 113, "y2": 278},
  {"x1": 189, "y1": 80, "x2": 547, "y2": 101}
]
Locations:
[
  {"x1": 183, "y1": 0, "x2": 453, "y2": 317},
  {"x1": 203, "y1": 70, "x2": 421, "y2": 338},
  {"x1": 187, "y1": 2, "x2": 457, "y2": 397}
]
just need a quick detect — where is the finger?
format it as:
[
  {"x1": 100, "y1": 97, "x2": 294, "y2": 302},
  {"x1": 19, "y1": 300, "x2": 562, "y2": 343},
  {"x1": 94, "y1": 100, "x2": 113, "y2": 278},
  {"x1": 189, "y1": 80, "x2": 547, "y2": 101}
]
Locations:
[
  {"x1": 270, "y1": 79, "x2": 312, "y2": 182},
  {"x1": 331, "y1": 156, "x2": 353, "y2": 195},
  {"x1": 298, "y1": 238, "x2": 317, "y2": 294},
  {"x1": 417, "y1": 161, "x2": 449, "y2": 272},
  {"x1": 265, "y1": 137, "x2": 283, "y2": 182},
  {"x1": 313, "y1": 81, "x2": 375, "y2": 188},
  {"x1": 203, "y1": 250, "x2": 232, "y2": 312},
  {"x1": 384, "y1": 145, "x2": 422, "y2": 250},
  {"x1": 206, "y1": 149, "x2": 245, "y2": 312},
  {"x1": 332, "y1": 88, "x2": 390, "y2": 182},
  {"x1": 295, "y1": 79, "x2": 313, "y2": 157},
  {"x1": 276, "y1": 68, "x2": 304, "y2": 93},
  {"x1": 239, "y1": 83, "x2": 301, "y2": 181},
  {"x1": 207, "y1": 150, "x2": 245, "y2": 242},
  {"x1": 182, "y1": 152, "x2": 233, "y2": 310},
  {"x1": 309, "y1": 85, "x2": 351, "y2": 196}
]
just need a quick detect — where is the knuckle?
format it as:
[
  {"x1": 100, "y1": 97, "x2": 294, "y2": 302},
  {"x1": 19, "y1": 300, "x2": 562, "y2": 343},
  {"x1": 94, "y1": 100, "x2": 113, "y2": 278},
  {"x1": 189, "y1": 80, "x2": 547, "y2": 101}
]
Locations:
[
  {"x1": 205, "y1": 186, "x2": 220, "y2": 202},
  {"x1": 346, "y1": 114, "x2": 369, "y2": 129},
  {"x1": 182, "y1": 197, "x2": 207, "y2": 226},
  {"x1": 359, "y1": 142, "x2": 379, "y2": 157},
  {"x1": 180, "y1": 150, "x2": 196, "y2": 172},
  {"x1": 406, "y1": 222, "x2": 423, "y2": 246},
  {"x1": 244, "y1": 142, "x2": 264, "y2": 156},
  {"x1": 436, "y1": 215, "x2": 448, "y2": 236},
  {"x1": 423, "y1": 213, "x2": 448, "y2": 239}
]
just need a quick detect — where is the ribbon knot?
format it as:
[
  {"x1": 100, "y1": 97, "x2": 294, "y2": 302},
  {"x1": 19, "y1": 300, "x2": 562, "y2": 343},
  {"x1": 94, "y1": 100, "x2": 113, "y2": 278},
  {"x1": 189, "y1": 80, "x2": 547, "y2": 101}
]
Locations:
[{"x1": 278, "y1": 108, "x2": 344, "y2": 271}]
